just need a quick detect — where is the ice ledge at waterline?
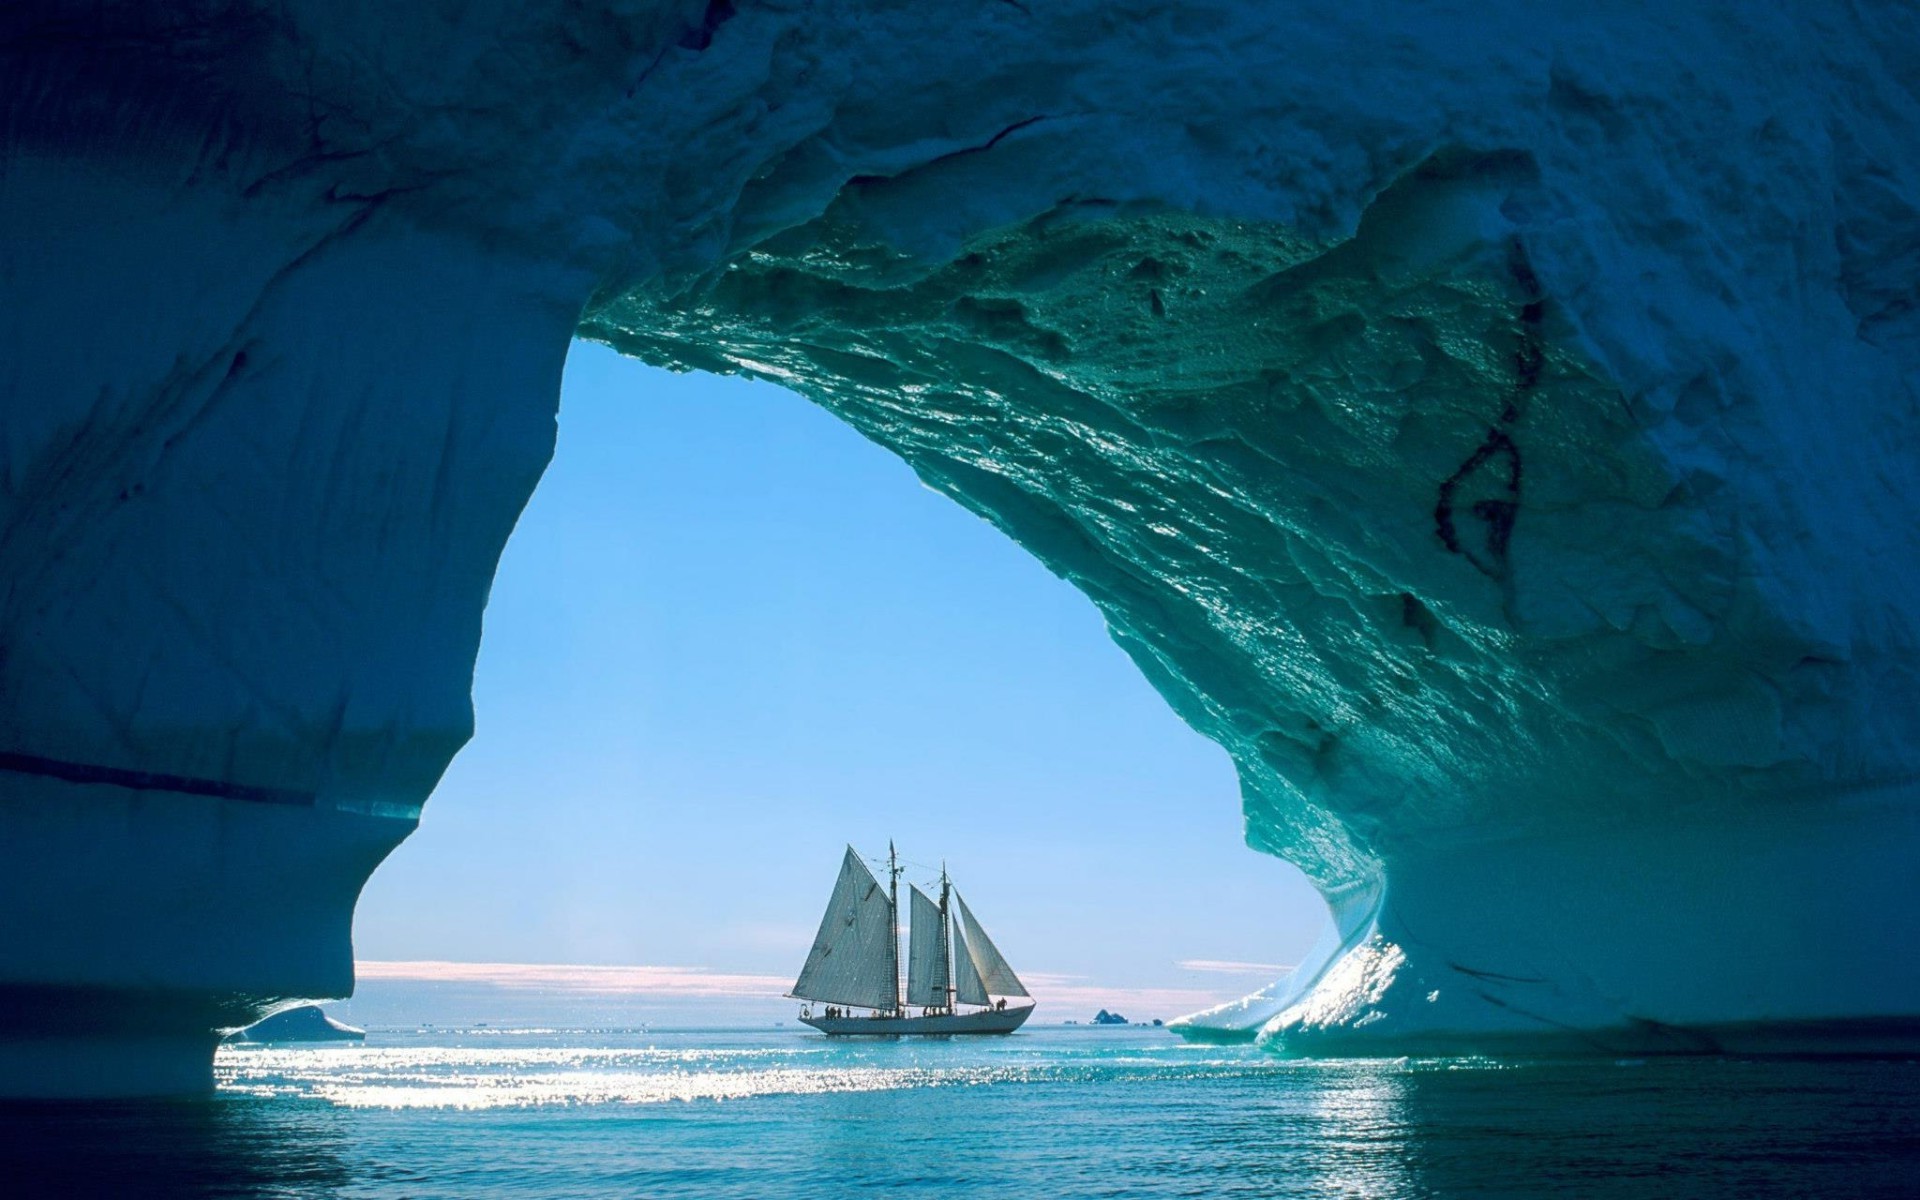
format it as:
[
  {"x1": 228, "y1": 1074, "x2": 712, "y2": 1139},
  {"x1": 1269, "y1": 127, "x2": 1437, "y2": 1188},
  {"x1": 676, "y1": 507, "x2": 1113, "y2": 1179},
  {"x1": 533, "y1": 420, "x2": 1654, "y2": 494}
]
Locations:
[{"x1": 4, "y1": 1, "x2": 1920, "y2": 1091}]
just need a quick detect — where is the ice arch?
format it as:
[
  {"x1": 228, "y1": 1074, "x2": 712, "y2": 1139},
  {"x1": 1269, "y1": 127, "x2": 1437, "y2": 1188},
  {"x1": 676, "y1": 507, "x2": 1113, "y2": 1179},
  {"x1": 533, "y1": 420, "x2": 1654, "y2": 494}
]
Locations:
[{"x1": 3, "y1": 1, "x2": 1919, "y2": 1093}]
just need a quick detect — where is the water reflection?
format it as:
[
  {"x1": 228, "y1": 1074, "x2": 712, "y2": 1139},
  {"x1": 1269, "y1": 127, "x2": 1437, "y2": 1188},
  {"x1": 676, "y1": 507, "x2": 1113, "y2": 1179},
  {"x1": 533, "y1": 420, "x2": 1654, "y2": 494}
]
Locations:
[
  {"x1": 1387, "y1": 1058, "x2": 1920, "y2": 1198},
  {"x1": 0, "y1": 1097, "x2": 356, "y2": 1198},
  {"x1": 1283, "y1": 1059, "x2": 1422, "y2": 1197},
  {"x1": 1208, "y1": 1057, "x2": 1920, "y2": 1198},
  {"x1": 1, "y1": 1036, "x2": 1916, "y2": 1198}
]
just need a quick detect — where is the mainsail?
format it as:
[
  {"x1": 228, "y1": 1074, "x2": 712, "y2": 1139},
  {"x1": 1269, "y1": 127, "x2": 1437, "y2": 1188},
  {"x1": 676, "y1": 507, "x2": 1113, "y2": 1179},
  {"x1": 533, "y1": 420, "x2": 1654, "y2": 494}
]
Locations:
[
  {"x1": 905, "y1": 885, "x2": 949, "y2": 1006},
  {"x1": 791, "y1": 847, "x2": 898, "y2": 1010},
  {"x1": 953, "y1": 890, "x2": 1029, "y2": 998}
]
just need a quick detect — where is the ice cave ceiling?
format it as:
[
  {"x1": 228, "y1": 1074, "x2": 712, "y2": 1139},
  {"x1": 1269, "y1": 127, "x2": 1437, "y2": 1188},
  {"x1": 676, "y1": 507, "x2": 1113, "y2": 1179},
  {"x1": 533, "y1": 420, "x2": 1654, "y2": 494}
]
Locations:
[{"x1": 4, "y1": 0, "x2": 1920, "y2": 1081}]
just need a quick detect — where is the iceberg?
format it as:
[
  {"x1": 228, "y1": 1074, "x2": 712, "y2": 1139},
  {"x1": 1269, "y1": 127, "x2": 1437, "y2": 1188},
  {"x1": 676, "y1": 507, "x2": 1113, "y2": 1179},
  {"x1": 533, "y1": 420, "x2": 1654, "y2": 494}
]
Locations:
[
  {"x1": 226, "y1": 1004, "x2": 365, "y2": 1045},
  {"x1": 3, "y1": 1, "x2": 1918, "y2": 1091}
]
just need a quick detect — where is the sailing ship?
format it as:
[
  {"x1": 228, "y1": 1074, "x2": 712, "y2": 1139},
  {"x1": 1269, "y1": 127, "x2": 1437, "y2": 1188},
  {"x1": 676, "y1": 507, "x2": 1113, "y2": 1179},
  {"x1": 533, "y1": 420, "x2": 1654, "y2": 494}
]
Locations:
[{"x1": 791, "y1": 843, "x2": 1035, "y2": 1035}]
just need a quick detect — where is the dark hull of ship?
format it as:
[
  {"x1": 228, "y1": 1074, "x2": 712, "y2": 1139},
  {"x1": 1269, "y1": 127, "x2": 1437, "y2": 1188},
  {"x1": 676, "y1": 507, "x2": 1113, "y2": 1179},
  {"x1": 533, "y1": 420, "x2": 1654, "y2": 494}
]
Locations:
[{"x1": 800, "y1": 1005, "x2": 1034, "y2": 1036}]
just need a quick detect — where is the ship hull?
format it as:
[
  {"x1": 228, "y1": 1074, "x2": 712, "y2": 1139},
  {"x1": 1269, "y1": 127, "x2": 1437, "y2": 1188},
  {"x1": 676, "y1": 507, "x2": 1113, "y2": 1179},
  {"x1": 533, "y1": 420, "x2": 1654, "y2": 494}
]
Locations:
[{"x1": 800, "y1": 1006, "x2": 1034, "y2": 1036}]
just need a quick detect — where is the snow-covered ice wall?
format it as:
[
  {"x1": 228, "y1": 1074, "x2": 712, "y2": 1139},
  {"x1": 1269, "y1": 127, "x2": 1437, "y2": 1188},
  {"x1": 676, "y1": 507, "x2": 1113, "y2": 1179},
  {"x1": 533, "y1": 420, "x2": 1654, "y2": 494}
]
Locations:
[{"x1": 4, "y1": 0, "x2": 1918, "y2": 1091}]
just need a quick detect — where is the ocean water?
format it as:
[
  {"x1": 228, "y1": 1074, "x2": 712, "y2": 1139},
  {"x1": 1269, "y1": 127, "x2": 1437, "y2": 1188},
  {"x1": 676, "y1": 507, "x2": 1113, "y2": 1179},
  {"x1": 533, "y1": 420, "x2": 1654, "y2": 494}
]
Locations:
[{"x1": 4, "y1": 1026, "x2": 1918, "y2": 1198}]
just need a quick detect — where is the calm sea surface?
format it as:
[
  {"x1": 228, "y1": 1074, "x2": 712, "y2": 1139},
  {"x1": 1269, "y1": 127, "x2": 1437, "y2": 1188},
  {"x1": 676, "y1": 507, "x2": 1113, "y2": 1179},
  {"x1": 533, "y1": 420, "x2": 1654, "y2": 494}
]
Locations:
[{"x1": 3, "y1": 1026, "x2": 1917, "y2": 1197}]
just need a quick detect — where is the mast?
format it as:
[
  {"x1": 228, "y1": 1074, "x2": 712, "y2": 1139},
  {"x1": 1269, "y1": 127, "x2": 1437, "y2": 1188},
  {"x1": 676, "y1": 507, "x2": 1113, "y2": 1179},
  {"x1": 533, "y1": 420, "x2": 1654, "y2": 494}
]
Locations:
[
  {"x1": 939, "y1": 864, "x2": 954, "y2": 1012},
  {"x1": 888, "y1": 840, "x2": 902, "y2": 1016}
]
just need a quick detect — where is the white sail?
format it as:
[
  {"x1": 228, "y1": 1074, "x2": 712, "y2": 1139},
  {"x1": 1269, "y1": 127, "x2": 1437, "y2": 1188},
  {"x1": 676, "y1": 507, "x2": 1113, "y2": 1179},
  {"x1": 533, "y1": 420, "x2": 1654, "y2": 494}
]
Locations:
[
  {"x1": 905, "y1": 885, "x2": 949, "y2": 1007},
  {"x1": 953, "y1": 890, "x2": 1029, "y2": 998},
  {"x1": 951, "y1": 918, "x2": 990, "y2": 1007},
  {"x1": 792, "y1": 847, "x2": 898, "y2": 1010}
]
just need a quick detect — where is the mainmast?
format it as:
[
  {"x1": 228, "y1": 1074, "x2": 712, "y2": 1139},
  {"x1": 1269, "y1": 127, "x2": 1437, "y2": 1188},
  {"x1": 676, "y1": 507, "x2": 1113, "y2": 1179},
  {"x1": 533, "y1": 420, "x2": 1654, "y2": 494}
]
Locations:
[
  {"x1": 887, "y1": 840, "x2": 902, "y2": 1016},
  {"x1": 939, "y1": 864, "x2": 954, "y2": 1013}
]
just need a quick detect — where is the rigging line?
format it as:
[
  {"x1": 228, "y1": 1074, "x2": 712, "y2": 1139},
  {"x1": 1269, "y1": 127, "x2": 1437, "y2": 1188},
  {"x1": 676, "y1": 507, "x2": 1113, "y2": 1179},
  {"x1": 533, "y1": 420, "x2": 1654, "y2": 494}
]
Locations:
[
  {"x1": 898, "y1": 856, "x2": 952, "y2": 883},
  {"x1": 873, "y1": 854, "x2": 945, "y2": 887}
]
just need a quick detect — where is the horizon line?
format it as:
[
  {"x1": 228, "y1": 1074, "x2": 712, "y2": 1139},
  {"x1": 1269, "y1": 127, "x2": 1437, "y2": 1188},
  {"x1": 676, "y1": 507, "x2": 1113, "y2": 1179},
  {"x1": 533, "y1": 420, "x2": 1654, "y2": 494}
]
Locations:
[{"x1": 354, "y1": 958, "x2": 1249, "y2": 1016}]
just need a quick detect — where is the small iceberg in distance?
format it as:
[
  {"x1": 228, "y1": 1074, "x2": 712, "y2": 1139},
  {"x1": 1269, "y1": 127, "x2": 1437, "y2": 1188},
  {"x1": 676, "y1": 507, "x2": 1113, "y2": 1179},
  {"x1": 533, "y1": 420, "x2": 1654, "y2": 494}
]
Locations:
[{"x1": 226, "y1": 1004, "x2": 365, "y2": 1044}]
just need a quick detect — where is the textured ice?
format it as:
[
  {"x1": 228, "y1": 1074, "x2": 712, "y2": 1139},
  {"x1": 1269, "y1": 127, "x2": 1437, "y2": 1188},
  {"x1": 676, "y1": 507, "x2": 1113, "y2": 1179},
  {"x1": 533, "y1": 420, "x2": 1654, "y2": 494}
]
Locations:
[{"x1": 3, "y1": 0, "x2": 1920, "y2": 1089}]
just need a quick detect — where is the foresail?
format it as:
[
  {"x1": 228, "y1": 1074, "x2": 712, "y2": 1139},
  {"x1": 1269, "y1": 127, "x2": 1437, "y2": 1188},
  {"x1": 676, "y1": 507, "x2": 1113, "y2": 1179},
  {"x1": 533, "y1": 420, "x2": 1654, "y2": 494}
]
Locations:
[
  {"x1": 905, "y1": 885, "x2": 948, "y2": 1006},
  {"x1": 953, "y1": 890, "x2": 1029, "y2": 998},
  {"x1": 951, "y1": 919, "x2": 990, "y2": 1006},
  {"x1": 792, "y1": 847, "x2": 897, "y2": 1010}
]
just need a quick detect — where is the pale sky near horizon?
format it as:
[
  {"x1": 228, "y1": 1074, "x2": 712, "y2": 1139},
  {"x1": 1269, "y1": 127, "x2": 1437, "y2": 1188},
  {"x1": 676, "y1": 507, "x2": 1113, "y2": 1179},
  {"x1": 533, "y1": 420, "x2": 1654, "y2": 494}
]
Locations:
[{"x1": 350, "y1": 341, "x2": 1332, "y2": 1021}]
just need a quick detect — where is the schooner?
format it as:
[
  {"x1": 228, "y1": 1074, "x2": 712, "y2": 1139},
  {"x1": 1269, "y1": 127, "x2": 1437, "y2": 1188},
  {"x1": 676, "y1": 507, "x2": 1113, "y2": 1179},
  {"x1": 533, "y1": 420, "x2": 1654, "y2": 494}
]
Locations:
[{"x1": 790, "y1": 843, "x2": 1034, "y2": 1035}]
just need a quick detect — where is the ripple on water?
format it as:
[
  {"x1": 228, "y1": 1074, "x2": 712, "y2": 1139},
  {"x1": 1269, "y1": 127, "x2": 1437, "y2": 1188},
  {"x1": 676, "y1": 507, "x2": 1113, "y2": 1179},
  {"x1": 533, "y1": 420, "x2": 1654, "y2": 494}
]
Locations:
[
  {"x1": 3, "y1": 1028, "x2": 1893, "y2": 1198},
  {"x1": 214, "y1": 1031, "x2": 1294, "y2": 1109}
]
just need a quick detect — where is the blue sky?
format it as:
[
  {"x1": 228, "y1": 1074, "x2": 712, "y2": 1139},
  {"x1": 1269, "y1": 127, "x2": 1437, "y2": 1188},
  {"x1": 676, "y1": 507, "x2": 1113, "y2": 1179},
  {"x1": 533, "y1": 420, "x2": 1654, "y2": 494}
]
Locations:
[{"x1": 350, "y1": 342, "x2": 1330, "y2": 1021}]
